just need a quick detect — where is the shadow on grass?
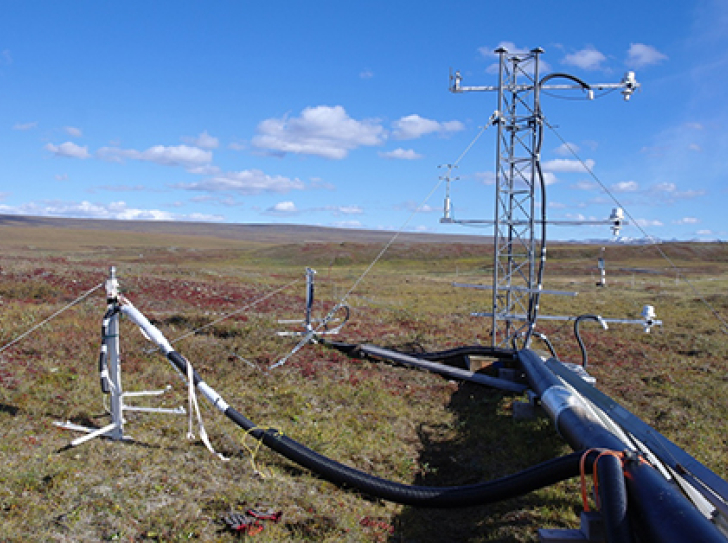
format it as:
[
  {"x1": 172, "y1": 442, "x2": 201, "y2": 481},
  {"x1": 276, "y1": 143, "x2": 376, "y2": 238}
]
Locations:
[
  {"x1": 388, "y1": 379, "x2": 575, "y2": 543},
  {"x1": 0, "y1": 402, "x2": 19, "y2": 416}
]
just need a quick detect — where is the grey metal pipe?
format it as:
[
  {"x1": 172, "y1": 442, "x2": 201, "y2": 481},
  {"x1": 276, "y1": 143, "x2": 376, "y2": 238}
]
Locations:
[{"x1": 360, "y1": 344, "x2": 528, "y2": 393}]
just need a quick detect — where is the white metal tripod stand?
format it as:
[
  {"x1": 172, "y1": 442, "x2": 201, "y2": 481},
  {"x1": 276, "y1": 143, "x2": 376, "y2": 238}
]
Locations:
[
  {"x1": 277, "y1": 267, "x2": 350, "y2": 337},
  {"x1": 55, "y1": 267, "x2": 184, "y2": 447}
]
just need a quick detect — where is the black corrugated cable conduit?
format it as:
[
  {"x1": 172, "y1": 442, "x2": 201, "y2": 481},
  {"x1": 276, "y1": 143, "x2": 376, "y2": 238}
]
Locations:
[
  {"x1": 166, "y1": 349, "x2": 593, "y2": 508},
  {"x1": 596, "y1": 453, "x2": 633, "y2": 543}
]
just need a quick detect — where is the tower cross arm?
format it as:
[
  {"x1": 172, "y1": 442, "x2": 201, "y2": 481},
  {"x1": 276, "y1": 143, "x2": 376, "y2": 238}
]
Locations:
[{"x1": 450, "y1": 70, "x2": 639, "y2": 100}]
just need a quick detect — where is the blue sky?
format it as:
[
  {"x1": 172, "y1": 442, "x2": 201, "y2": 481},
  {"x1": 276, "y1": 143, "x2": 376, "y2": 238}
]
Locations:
[{"x1": 0, "y1": 1, "x2": 726, "y2": 240}]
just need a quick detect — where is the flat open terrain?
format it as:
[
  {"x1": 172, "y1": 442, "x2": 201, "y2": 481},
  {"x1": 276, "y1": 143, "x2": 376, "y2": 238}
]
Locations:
[{"x1": 1, "y1": 216, "x2": 728, "y2": 541}]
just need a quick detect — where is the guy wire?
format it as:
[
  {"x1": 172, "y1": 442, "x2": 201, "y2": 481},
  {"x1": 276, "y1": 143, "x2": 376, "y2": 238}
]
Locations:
[
  {"x1": 272, "y1": 123, "x2": 492, "y2": 368},
  {"x1": 169, "y1": 278, "x2": 302, "y2": 345},
  {"x1": 0, "y1": 282, "x2": 104, "y2": 355},
  {"x1": 334, "y1": 123, "x2": 491, "y2": 310},
  {"x1": 544, "y1": 119, "x2": 728, "y2": 335}
]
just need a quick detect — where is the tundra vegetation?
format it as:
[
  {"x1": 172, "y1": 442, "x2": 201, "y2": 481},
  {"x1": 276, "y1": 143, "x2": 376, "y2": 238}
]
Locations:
[{"x1": 1, "y1": 220, "x2": 727, "y2": 542}]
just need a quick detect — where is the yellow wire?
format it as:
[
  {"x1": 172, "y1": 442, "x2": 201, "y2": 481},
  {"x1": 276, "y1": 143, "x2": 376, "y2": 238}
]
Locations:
[{"x1": 241, "y1": 426, "x2": 281, "y2": 479}]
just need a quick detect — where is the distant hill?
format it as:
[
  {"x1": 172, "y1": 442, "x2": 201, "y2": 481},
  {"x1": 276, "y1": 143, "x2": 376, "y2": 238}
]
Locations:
[{"x1": 0, "y1": 214, "x2": 491, "y2": 245}]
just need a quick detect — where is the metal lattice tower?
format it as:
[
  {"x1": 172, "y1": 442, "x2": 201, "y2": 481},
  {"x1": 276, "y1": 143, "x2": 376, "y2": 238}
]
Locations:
[
  {"x1": 449, "y1": 47, "x2": 638, "y2": 349},
  {"x1": 491, "y1": 47, "x2": 543, "y2": 347}
]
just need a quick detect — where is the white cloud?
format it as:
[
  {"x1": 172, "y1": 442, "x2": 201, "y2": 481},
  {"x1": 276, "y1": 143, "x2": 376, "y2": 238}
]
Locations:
[
  {"x1": 331, "y1": 220, "x2": 363, "y2": 229},
  {"x1": 182, "y1": 130, "x2": 219, "y2": 149},
  {"x1": 189, "y1": 195, "x2": 239, "y2": 207},
  {"x1": 400, "y1": 201, "x2": 437, "y2": 213},
  {"x1": 541, "y1": 172, "x2": 559, "y2": 186},
  {"x1": 475, "y1": 171, "x2": 497, "y2": 185},
  {"x1": 571, "y1": 180, "x2": 598, "y2": 191},
  {"x1": 252, "y1": 105, "x2": 385, "y2": 159},
  {"x1": 554, "y1": 142, "x2": 580, "y2": 156},
  {"x1": 0, "y1": 200, "x2": 223, "y2": 222},
  {"x1": 13, "y1": 121, "x2": 37, "y2": 131},
  {"x1": 474, "y1": 168, "x2": 558, "y2": 186},
  {"x1": 310, "y1": 178, "x2": 336, "y2": 191},
  {"x1": 379, "y1": 148, "x2": 423, "y2": 160},
  {"x1": 651, "y1": 182, "x2": 676, "y2": 193},
  {"x1": 612, "y1": 180, "x2": 639, "y2": 192},
  {"x1": 1, "y1": 49, "x2": 11, "y2": 65},
  {"x1": 639, "y1": 144, "x2": 668, "y2": 157},
  {"x1": 97, "y1": 144, "x2": 212, "y2": 169},
  {"x1": 674, "y1": 217, "x2": 699, "y2": 225},
  {"x1": 602, "y1": 180, "x2": 705, "y2": 205},
  {"x1": 563, "y1": 48, "x2": 607, "y2": 71},
  {"x1": 327, "y1": 205, "x2": 363, "y2": 215},
  {"x1": 133, "y1": 145, "x2": 212, "y2": 168},
  {"x1": 391, "y1": 114, "x2": 464, "y2": 140},
  {"x1": 360, "y1": 69, "x2": 374, "y2": 79},
  {"x1": 635, "y1": 218, "x2": 664, "y2": 227},
  {"x1": 265, "y1": 201, "x2": 298, "y2": 216},
  {"x1": 478, "y1": 41, "x2": 531, "y2": 60},
  {"x1": 186, "y1": 163, "x2": 222, "y2": 175},
  {"x1": 45, "y1": 141, "x2": 91, "y2": 159},
  {"x1": 94, "y1": 184, "x2": 148, "y2": 192},
  {"x1": 627, "y1": 43, "x2": 668, "y2": 68},
  {"x1": 541, "y1": 158, "x2": 595, "y2": 173},
  {"x1": 648, "y1": 182, "x2": 705, "y2": 201},
  {"x1": 64, "y1": 126, "x2": 83, "y2": 137},
  {"x1": 176, "y1": 169, "x2": 305, "y2": 195}
]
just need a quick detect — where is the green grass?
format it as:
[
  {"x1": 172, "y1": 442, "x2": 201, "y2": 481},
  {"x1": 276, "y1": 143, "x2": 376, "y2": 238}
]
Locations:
[{"x1": 1, "y1": 224, "x2": 728, "y2": 541}]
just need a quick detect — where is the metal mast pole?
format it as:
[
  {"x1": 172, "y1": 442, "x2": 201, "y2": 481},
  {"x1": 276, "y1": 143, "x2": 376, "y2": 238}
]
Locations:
[{"x1": 106, "y1": 268, "x2": 124, "y2": 440}]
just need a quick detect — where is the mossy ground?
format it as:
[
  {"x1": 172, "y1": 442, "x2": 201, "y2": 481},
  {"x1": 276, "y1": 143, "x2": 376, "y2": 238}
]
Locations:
[{"x1": 1, "y1": 226, "x2": 727, "y2": 541}]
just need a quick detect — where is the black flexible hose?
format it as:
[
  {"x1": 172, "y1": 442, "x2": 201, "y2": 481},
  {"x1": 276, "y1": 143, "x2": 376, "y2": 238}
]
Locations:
[
  {"x1": 523, "y1": 72, "x2": 591, "y2": 348},
  {"x1": 532, "y1": 332, "x2": 558, "y2": 359},
  {"x1": 165, "y1": 350, "x2": 592, "y2": 508},
  {"x1": 574, "y1": 314, "x2": 603, "y2": 368},
  {"x1": 226, "y1": 404, "x2": 590, "y2": 508},
  {"x1": 596, "y1": 453, "x2": 633, "y2": 543},
  {"x1": 538, "y1": 73, "x2": 591, "y2": 92},
  {"x1": 524, "y1": 107, "x2": 548, "y2": 347},
  {"x1": 98, "y1": 306, "x2": 117, "y2": 394}
]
